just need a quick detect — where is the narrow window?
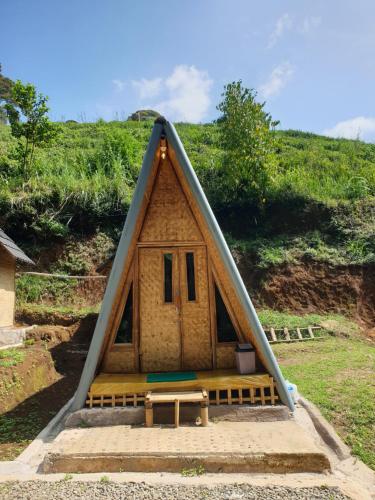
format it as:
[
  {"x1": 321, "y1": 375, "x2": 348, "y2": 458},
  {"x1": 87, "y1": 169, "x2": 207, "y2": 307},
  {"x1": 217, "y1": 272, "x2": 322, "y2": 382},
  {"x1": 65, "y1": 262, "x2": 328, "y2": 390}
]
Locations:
[
  {"x1": 186, "y1": 252, "x2": 196, "y2": 301},
  {"x1": 114, "y1": 284, "x2": 133, "y2": 344},
  {"x1": 164, "y1": 253, "x2": 173, "y2": 303},
  {"x1": 215, "y1": 284, "x2": 238, "y2": 342}
]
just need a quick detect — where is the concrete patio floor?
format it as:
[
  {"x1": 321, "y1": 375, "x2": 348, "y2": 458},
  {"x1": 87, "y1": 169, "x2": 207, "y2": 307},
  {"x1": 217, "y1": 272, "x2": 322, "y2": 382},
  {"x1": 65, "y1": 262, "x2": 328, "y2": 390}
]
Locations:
[{"x1": 42, "y1": 420, "x2": 330, "y2": 474}]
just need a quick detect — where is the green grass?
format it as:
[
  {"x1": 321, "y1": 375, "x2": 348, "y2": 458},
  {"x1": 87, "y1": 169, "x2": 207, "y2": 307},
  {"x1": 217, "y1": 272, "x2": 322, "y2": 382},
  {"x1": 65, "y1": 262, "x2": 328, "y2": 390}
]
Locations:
[
  {"x1": 273, "y1": 336, "x2": 375, "y2": 469},
  {"x1": 0, "y1": 349, "x2": 25, "y2": 368},
  {"x1": 258, "y1": 309, "x2": 358, "y2": 332},
  {"x1": 17, "y1": 303, "x2": 100, "y2": 317},
  {"x1": 0, "y1": 410, "x2": 44, "y2": 460}
]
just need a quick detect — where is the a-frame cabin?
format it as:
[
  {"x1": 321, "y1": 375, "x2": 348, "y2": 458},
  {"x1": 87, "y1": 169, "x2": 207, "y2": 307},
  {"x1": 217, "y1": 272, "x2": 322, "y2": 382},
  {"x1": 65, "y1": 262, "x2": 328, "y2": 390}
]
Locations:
[{"x1": 71, "y1": 118, "x2": 293, "y2": 412}]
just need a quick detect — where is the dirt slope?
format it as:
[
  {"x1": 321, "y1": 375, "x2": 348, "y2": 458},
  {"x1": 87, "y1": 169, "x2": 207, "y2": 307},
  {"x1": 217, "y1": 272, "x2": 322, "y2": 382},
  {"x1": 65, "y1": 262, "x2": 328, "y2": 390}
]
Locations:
[{"x1": 237, "y1": 259, "x2": 375, "y2": 327}]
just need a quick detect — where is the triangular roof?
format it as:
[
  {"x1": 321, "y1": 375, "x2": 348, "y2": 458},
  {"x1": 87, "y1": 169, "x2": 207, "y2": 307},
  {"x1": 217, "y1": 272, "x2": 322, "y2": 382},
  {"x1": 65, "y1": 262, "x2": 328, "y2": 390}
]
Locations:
[
  {"x1": 71, "y1": 118, "x2": 294, "y2": 411},
  {"x1": 0, "y1": 228, "x2": 34, "y2": 265}
]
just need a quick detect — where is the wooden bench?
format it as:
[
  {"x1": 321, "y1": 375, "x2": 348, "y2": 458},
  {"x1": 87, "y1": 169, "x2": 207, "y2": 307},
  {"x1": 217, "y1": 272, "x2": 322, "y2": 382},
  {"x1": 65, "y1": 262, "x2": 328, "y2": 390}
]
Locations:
[{"x1": 145, "y1": 390, "x2": 209, "y2": 428}]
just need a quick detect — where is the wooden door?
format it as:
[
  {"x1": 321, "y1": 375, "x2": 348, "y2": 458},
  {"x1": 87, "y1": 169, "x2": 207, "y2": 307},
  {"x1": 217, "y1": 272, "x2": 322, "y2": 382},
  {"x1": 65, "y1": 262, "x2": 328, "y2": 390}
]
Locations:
[
  {"x1": 139, "y1": 247, "x2": 181, "y2": 372},
  {"x1": 138, "y1": 245, "x2": 212, "y2": 372},
  {"x1": 179, "y1": 246, "x2": 212, "y2": 370}
]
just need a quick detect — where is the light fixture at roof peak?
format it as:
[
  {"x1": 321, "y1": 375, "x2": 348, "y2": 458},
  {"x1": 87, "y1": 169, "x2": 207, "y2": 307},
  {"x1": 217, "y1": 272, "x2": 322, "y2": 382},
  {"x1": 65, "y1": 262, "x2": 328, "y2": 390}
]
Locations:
[{"x1": 160, "y1": 138, "x2": 167, "y2": 160}]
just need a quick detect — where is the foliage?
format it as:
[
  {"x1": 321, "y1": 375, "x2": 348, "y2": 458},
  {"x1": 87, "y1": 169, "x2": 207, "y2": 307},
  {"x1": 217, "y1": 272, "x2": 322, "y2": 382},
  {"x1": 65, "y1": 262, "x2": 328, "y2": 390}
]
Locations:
[
  {"x1": 216, "y1": 81, "x2": 279, "y2": 205},
  {"x1": 0, "y1": 349, "x2": 25, "y2": 368},
  {"x1": 5, "y1": 80, "x2": 59, "y2": 173},
  {"x1": 17, "y1": 303, "x2": 100, "y2": 317},
  {"x1": 258, "y1": 309, "x2": 359, "y2": 331},
  {"x1": 0, "y1": 64, "x2": 14, "y2": 124},
  {"x1": 16, "y1": 274, "x2": 76, "y2": 305},
  {"x1": 181, "y1": 464, "x2": 206, "y2": 476},
  {"x1": 0, "y1": 119, "x2": 374, "y2": 268},
  {"x1": 273, "y1": 336, "x2": 375, "y2": 469}
]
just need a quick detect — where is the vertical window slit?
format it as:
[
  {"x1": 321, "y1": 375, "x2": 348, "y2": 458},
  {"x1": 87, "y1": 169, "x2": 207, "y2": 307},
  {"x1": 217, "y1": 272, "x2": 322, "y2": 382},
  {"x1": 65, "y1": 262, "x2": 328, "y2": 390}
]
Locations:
[
  {"x1": 164, "y1": 253, "x2": 173, "y2": 303},
  {"x1": 186, "y1": 252, "x2": 196, "y2": 301}
]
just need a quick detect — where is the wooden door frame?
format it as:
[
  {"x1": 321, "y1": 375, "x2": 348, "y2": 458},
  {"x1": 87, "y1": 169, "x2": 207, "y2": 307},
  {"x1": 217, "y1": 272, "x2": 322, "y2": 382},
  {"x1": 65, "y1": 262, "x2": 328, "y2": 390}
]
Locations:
[{"x1": 137, "y1": 242, "x2": 213, "y2": 372}]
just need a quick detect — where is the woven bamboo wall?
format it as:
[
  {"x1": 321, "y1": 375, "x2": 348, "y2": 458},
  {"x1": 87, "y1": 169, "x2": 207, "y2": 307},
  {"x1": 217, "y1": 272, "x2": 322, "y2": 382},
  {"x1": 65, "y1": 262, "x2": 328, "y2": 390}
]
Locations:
[
  {"x1": 216, "y1": 344, "x2": 236, "y2": 369},
  {"x1": 140, "y1": 158, "x2": 203, "y2": 243},
  {"x1": 102, "y1": 347, "x2": 136, "y2": 373},
  {"x1": 0, "y1": 247, "x2": 15, "y2": 327}
]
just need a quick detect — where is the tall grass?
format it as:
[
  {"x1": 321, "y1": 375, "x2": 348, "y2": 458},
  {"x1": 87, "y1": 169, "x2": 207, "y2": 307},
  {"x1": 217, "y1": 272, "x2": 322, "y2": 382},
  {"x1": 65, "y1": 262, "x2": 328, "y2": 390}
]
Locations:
[{"x1": 0, "y1": 121, "x2": 374, "y2": 244}]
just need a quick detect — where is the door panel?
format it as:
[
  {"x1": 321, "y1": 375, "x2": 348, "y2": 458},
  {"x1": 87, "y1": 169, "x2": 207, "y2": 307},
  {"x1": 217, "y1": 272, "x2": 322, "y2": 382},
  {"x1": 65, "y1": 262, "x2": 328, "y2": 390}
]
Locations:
[
  {"x1": 179, "y1": 247, "x2": 212, "y2": 370},
  {"x1": 139, "y1": 248, "x2": 181, "y2": 372},
  {"x1": 138, "y1": 245, "x2": 213, "y2": 372}
]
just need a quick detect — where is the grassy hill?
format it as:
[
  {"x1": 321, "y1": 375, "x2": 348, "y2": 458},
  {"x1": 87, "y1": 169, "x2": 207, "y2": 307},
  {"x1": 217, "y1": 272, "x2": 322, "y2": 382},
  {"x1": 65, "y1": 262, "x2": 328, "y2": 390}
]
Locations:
[{"x1": 0, "y1": 120, "x2": 374, "y2": 272}]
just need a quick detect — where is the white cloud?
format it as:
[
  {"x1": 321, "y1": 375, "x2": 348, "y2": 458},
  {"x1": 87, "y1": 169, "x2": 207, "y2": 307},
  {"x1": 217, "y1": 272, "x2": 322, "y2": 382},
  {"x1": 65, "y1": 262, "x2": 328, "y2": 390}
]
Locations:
[
  {"x1": 143, "y1": 65, "x2": 213, "y2": 123},
  {"x1": 259, "y1": 62, "x2": 294, "y2": 99},
  {"x1": 268, "y1": 13, "x2": 321, "y2": 48},
  {"x1": 131, "y1": 77, "x2": 163, "y2": 99},
  {"x1": 268, "y1": 13, "x2": 292, "y2": 48},
  {"x1": 323, "y1": 117, "x2": 375, "y2": 141},
  {"x1": 112, "y1": 79, "x2": 125, "y2": 92},
  {"x1": 298, "y1": 16, "x2": 321, "y2": 34}
]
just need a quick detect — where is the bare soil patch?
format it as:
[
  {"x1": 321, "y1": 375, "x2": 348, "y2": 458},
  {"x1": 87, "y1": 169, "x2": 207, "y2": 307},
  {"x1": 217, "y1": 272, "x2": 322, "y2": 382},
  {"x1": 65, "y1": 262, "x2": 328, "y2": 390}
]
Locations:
[{"x1": 238, "y1": 259, "x2": 375, "y2": 328}]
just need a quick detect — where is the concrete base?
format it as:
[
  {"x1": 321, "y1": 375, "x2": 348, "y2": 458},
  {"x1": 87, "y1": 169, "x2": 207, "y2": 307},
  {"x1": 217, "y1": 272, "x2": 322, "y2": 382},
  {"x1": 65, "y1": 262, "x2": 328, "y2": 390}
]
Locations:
[
  {"x1": 42, "y1": 421, "x2": 330, "y2": 474},
  {"x1": 65, "y1": 405, "x2": 291, "y2": 428},
  {"x1": 0, "y1": 325, "x2": 33, "y2": 348}
]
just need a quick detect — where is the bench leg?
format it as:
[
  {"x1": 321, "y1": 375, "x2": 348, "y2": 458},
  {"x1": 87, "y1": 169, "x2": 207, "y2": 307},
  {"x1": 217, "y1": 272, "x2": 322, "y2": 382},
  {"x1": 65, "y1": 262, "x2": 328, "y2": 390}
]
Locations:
[
  {"x1": 145, "y1": 403, "x2": 153, "y2": 428},
  {"x1": 201, "y1": 403, "x2": 209, "y2": 427},
  {"x1": 175, "y1": 400, "x2": 180, "y2": 428}
]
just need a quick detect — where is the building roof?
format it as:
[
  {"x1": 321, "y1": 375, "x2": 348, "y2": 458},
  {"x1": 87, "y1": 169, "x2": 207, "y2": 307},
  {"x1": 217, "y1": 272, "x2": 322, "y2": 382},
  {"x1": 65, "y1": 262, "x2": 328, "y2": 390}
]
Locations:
[
  {"x1": 0, "y1": 229, "x2": 34, "y2": 265},
  {"x1": 71, "y1": 118, "x2": 294, "y2": 412}
]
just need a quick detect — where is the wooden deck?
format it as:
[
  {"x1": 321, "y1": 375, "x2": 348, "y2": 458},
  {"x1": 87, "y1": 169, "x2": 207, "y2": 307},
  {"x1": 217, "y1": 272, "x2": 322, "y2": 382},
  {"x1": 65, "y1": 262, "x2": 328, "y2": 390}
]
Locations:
[{"x1": 87, "y1": 369, "x2": 278, "y2": 408}]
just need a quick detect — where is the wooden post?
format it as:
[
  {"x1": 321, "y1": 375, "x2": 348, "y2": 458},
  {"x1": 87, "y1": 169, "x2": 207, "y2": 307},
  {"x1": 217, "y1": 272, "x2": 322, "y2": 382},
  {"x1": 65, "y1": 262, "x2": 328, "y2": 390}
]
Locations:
[
  {"x1": 270, "y1": 327, "x2": 277, "y2": 342},
  {"x1": 270, "y1": 378, "x2": 275, "y2": 405},
  {"x1": 215, "y1": 389, "x2": 220, "y2": 405},
  {"x1": 201, "y1": 402, "x2": 209, "y2": 427},
  {"x1": 296, "y1": 328, "x2": 302, "y2": 340},
  {"x1": 145, "y1": 405, "x2": 153, "y2": 427},
  {"x1": 308, "y1": 326, "x2": 314, "y2": 339},
  {"x1": 145, "y1": 391, "x2": 153, "y2": 427},
  {"x1": 284, "y1": 327, "x2": 290, "y2": 341},
  {"x1": 175, "y1": 399, "x2": 180, "y2": 428}
]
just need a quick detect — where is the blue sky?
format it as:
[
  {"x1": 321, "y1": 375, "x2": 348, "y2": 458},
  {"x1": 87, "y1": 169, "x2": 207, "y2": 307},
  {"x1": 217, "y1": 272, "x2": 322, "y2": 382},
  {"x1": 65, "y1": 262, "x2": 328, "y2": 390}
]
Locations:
[{"x1": 2, "y1": 0, "x2": 375, "y2": 140}]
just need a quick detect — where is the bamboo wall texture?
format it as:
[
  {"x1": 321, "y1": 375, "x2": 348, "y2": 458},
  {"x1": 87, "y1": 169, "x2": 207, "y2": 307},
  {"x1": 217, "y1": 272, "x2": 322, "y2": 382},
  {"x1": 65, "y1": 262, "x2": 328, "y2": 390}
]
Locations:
[
  {"x1": 139, "y1": 158, "x2": 203, "y2": 243},
  {"x1": 0, "y1": 247, "x2": 15, "y2": 327},
  {"x1": 180, "y1": 246, "x2": 212, "y2": 370},
  {"x1": 139, "y1": 247, "x2": 181, "y2": 372}
]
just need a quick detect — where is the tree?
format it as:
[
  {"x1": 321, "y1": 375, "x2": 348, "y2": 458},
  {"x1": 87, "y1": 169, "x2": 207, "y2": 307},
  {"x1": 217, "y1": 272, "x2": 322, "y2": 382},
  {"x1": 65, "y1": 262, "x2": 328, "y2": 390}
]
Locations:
[
  {"x1": 5, "y1": 80, "x2": 59, "y2": 171},
  {"x1": 0, "y1": 64, "x2": 14, "y2": 124},
  {"x1": 216, "y1": 81, "x2": 279, "y2": 205}
]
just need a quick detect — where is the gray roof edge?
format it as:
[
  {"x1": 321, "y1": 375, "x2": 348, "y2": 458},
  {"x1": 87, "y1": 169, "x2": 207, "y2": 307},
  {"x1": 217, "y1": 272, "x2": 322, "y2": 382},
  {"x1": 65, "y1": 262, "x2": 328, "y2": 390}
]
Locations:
[
  {"x1": 71, "y1": 122, "x2": 164, "y2": 410},
  {"x1": 165, "y1": 121, "x2": 294, "y2": 411},
  {"x1": 0, "y1": 230, "x2": 34, "y2": 265}
]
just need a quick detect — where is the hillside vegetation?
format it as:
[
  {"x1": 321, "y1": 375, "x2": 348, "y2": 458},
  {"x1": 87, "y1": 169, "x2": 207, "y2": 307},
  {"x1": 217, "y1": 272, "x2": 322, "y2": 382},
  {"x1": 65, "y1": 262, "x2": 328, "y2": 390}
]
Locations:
[{"x1": 0, "y1": 120, "x2": 374, "y2": 276}]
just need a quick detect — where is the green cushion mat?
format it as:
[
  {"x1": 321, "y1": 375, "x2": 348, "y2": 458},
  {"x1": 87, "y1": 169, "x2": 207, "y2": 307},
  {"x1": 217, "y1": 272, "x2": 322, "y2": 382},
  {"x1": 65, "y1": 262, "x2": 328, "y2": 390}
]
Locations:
[{"x1": 147, "y1": 371, "x2": 197, "y2": 383}]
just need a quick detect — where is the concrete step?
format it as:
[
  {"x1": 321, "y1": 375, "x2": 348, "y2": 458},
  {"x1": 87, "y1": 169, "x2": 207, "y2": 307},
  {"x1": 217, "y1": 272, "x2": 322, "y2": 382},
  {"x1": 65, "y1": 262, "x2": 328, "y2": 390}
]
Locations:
[{"x1": 42, "y1": 421, "x2": 330, "y2": 474}]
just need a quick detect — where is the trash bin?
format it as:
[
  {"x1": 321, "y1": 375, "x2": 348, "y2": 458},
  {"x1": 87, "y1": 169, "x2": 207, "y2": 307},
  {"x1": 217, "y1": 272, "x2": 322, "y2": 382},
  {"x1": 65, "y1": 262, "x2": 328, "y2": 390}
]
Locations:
[{"x1": 235, "y1": 343, "x2": 256, "y2": 374}]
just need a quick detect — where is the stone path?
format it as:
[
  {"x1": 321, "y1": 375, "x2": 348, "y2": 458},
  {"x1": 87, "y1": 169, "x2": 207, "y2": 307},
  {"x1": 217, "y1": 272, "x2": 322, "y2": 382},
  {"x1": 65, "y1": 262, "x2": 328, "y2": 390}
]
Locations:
[{"x1": 42, "y1": 421, "x2": 330, "y2": 474}]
